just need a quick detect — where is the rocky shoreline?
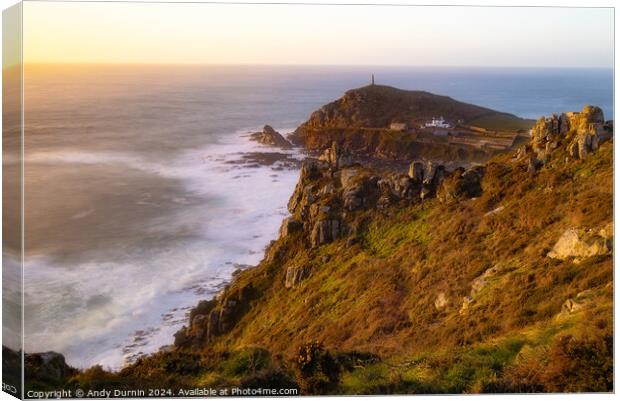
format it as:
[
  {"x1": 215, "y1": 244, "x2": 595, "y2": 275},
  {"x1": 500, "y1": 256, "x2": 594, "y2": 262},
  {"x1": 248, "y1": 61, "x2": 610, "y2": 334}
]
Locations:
[
  {"x1": 172, "y1": 137, "x2": 488, "y2": 349},
  {"x1": 19, "y1": 89, "x2": 614, "y2": 394}
]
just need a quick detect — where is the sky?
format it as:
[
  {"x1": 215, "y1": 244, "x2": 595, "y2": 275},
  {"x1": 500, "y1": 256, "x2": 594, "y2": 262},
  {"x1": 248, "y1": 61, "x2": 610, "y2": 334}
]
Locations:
[{"x1": 21, "y1": 2, "x2": 614, "y2": 68}]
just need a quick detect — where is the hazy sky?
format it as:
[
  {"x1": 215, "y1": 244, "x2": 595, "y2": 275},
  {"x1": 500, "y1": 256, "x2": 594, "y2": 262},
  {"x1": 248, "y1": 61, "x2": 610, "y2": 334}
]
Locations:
[{"x1": 23, "y1": 2, "x2": 613, "y2": 67}]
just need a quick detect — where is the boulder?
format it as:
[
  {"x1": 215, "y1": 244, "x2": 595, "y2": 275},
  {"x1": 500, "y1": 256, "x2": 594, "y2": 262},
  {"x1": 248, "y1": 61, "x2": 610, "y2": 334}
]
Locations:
[
  {"x1": 250, "y1": 125, "x2": 292, "y2": 149},
  {"x1": 310, "y1": 219, "x2": 342, "y2": 247},
  {"x1": 408, "y1": 161, "x2": 424, "y2": 182},
  {"x1": 599, "y1": 222, "x2": 614, "y2": 240},
  {"x1": 377, "y1": 173, "x2": 421, "y2": 202},
  {"x1": 458, "y1": 265, "x2": 502, "y2": 316},
  {"x1": 434, "y1": 292, "x2": 448, "y2": 310},
  {"x1": 279, "y1": 217, "x2": 302, "y2": 238},
  {"x1": 560, "y1": 298, "x2": 584, "y2": 316},
  {"x1": 339, "y1": 167, "x2": 360, "y2": 188},
  {"x1": 207, "y1": 308, "x2": 221, "y2": 340},
  {"x1": 174, "y1": 327, "x2": 190, "y2": 347},
  {"x1": 437, "y1": 166, "x2": 484, "y2": 203},
  {"x1": 547, "y1": 228, "x2": 611, "y2": 262},
  {"x1": 343, "y1": 187, "x2": 364, "y2": 211},
  {"x1": 460, "y1": 296, "x2": 474, "y2": 315},
  {"x1": 217, "y1": 284, "x2": 252, "y2": 333},
  {"x1": 25, "y1": 352, "x2": 71, "y2": 383},
  {"x1": 471, "y1": 265, "x2": 500, "y2": 296},
  {"x1": 341, "y1": 172, "x2": 379, "y2": 211},
  {"x1": 431, "y1": 165, "x2": 446, "y2": 188},
  {"x1": 189, "y1": 314, "x2": 208, "y2": 340},
  {"x1": 319, "y1": 141, "x2": 353, "y2": 170},
  {"x1": 530, "y1": 114, "x2": 563, "y2": 160},
  {"x1": 285, "y1": 265, "x2": 311, "y2": 289},
  {"x1": 514, "y1": 145, "x2": 530, "y2": 160},
  {"x1": 177, "y1": 283, "x2": 256, "y2": 346},
  {"x1": 601, "y1": 120, "x2": 614, "y2": 141},
  {"x1": 422, "y1": 161, "x2": 437, "y2": 185},
  {"x1": 577, "y1": 105, "x2": 604, "y2": 128},
  {"x1": 527, "y1": 156, "x2": 543, "y2": 173}
]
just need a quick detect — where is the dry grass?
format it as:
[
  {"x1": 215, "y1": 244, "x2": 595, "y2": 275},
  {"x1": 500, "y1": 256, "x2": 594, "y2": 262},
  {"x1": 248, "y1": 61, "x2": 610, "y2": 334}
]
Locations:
[{"x1": 26, "y1": 142, "x2": 613, "y2": 394}]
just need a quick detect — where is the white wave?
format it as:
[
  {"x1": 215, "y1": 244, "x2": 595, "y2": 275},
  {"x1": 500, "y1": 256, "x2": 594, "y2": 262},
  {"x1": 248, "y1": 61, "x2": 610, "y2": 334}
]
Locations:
[{"x1": 22, "y1": 128, "x2": 303, "y2": 370}]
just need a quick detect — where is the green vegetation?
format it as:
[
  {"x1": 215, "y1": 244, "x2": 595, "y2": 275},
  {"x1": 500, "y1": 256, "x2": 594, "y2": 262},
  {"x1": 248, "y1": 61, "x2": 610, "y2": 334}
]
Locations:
[
  {"x1": 467, "y1": 113, "x2": 535, "y2": 132},
  {"x1": 364, "y1": 208, "x2": 431, "y2": 257},
  {"x1": 25, "y1": 140, "x2": 613, "y2": 394}
]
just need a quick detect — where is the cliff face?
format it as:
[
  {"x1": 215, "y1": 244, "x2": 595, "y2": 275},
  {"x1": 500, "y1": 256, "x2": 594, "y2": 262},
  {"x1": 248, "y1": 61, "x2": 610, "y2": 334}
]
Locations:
[
  {"x1": 157, "y1": 107, "x2": 612, "y2": 394},
  {"x1": 27, "y1": 107, "x2": 613, "y2": 395}
]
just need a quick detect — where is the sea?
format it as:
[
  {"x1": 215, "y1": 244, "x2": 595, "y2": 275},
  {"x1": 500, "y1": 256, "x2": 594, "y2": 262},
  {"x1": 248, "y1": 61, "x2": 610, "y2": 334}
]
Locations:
[{"x1": 8, "y1": 65, "x2": 612, "y2": 370}]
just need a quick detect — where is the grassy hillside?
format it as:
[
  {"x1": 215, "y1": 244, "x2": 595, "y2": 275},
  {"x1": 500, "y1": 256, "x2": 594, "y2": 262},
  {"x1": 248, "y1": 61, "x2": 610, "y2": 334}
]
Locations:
[
  {"x1": 195, "y1": 143, "x2": 613, "y2": 393},
  {"x1": 467, "y1": 113, "x2": 535, "y2": 132},
  {"x1": 34, "y1": 136, "x2": 613, "y2": 395}
]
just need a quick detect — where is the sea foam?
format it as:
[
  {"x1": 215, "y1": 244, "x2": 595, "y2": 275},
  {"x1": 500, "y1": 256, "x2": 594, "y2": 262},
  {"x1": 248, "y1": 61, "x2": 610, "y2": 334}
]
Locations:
[{"x1": 23, "y1": 128, "x2": 301, "y2": 370}]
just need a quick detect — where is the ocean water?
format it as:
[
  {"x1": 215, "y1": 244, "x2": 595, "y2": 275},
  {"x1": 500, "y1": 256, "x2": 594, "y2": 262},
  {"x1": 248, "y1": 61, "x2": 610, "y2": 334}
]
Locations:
[{"x1": 14, "y1": 64, "x2": 612, "y2": 370}]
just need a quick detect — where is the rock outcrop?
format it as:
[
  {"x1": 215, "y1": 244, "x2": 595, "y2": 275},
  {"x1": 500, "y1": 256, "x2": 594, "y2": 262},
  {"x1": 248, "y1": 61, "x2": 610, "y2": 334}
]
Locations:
[
  {"x1": 527, "y1": 105, "x2": 611, "y2": 164},
  {"x1": 547, "y1": 225, "x2": 613, "y2": 262},
  {"x1": 460, "y1": 265, "x2": 502, "y2": 314},
  {"x1": 279, "y1": 217, "x2": 302, "y2": 238},
  {"x1": 437, "y1": 166, "x2": 484, "y2": 203},
  {"x1": 25, "y1": 352, "x2": 74, "y2": 384},
  {"x1": 340, "y1": 167, "x2": 380, "y2": 211},
  {"x1": 282, "y1": 143, "x2": 484, "y2": 249},
  {"x1": 408, "y1": 161, "x2": 424, "y2": 181},
  {"x1": 434, "y1": 293, "x2": 449, "y2": 310},
  {"x1": 285, "y1": 265, "x2": 311, "y2": 289},
  {"x1": 310, "y1": 219, "x2": 342, "y2": 248},
  {"x1": 250, "y1": 125, "x2": 292, "y2": 149},
  {"x1": 175, "y1": 283, "x2": 255, "y2": 347},
  {"x1": 318, "y1": 141, "x2": 353, "y2": 169}
]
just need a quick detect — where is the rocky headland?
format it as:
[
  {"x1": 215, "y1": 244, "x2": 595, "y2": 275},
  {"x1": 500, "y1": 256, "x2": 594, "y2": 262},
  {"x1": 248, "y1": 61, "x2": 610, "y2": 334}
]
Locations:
[
  {"x1": 21, "y1": 91, "x2": 613, "y2": 395},
  {"x1": 288, "y1": 85, "x2": 534, "y2": 165}
]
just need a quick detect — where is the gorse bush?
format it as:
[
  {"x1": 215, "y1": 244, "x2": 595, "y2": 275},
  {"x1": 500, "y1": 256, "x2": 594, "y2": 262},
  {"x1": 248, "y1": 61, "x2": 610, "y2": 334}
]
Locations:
[
  {"x1": 542, "y1": 333, "x2": 613, "y2": 392},
  {"x1": 294, "y1": 341, "x2": 340, "y2": 394}
]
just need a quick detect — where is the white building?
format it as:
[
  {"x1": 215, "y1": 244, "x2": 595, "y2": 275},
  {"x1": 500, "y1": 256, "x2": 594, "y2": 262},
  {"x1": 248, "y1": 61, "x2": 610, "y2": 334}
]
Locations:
[{"x1": 424, "y1": 116, "x2": 452, "y2": 129}]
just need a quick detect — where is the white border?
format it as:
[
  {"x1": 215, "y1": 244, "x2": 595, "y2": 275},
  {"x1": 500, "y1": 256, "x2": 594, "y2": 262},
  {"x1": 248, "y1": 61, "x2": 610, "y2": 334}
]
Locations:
[{"x1": 0, "y1": 1, "x2": 616, "y2": 401}]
